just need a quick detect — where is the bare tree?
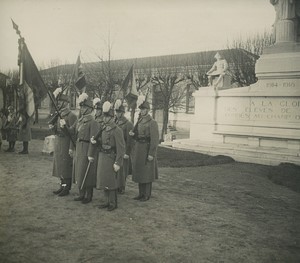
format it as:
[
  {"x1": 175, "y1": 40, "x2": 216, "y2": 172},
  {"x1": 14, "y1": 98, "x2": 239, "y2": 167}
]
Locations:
[
  {"x1": 151, "y1": 62, "x2": 186, "y2": 141},
  {"x1": 88, "y1": 33, "x2": 124, "y2": 102},
  {"x1": 227, "y1": 30, "x2": 275, "y2": 86},
  {"x1": 184, "y1": 52, "x2": 212, "y2": 89}
]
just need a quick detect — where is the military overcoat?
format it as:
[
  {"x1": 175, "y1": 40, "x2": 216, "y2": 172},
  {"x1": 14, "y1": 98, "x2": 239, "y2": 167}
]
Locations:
[
  {"x1": 71, "y1": 114, "x2": 99, "y2": 188},
  {"x1": 96, "y1": 121, "x2": 125, "y2": 190},
  {"x1": 131, "y1": 114, "x2": 159, "y2": 184},
  {"x1": 52, "y1": 109, "x2": 77, "y2": 180},
  {"x1": 17, "y1": 114, "x2": 32, "y2": 142},
  {"x1": 115, "y1": 116, "x2": 134, "y2": 187}
]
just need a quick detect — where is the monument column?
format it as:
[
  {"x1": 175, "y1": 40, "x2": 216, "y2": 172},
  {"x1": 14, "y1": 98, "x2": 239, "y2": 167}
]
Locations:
[
  {"x1": 256, "y1": 0, "x2": 300, "y2": 80},
  {"x1": 271, "y1": 0, "x2": 298, "y2": 43}
]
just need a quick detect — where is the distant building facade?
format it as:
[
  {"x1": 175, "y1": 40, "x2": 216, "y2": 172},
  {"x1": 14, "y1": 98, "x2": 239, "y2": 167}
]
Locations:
[{"x1": 41, "y1": 49, "x2": 258, "y2": 131}]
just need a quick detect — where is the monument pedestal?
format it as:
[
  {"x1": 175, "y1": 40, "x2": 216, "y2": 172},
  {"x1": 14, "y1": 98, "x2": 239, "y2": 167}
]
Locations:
[
  {"x1": 172, "y1": 45, "x2": 300, "y2": 165},
  {"x1": 172, "y1": 82, "x2": 300, "y2": 165}
]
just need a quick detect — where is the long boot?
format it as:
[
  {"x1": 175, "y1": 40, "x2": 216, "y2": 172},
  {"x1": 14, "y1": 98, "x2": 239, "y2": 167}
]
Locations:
[
  {"x1": 11, "y1": 142, "x2": 15, "y2": 152},
  {"x1": 19, "y1": 141, "x2": 29, "y2": 154},
  {"x1": 19, "y1": 142, "x2": 28, "y2": 154},
  {"x1": 66, "y1": 178, "x2": 72, "y2": 191},
  {"x1": 58, "y1": 179, "x2": 70, "y2": 197},
  {"x1": 98, "y1": 190, "x2": 109, "y2": 209},
  {"x1": 53, "y1": 179, "x2": 64, "y2": 194},
  {"x1": 5, "y1": 142, "x2": 12, "y2": 152},
  {"x1": 82, "y1": 188, "x2": 93, "y2": 204},
  {"x1": 74, "y1": 189, "x2": 85, "y2": 201},
  {"x1": 133, "y1": 184, "x2": 143, "y2": 200},
  {"x1": 107, "y1": 190, "x2": 117, "y2": 211}
]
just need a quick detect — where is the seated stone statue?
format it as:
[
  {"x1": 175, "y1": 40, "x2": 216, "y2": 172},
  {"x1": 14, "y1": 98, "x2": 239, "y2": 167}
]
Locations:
[{"x1": 206, "y1": 52, "x2": 230, "y2": 89}]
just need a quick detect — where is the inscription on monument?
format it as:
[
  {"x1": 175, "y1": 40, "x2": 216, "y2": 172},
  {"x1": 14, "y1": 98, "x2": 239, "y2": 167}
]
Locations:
[
  {"x1": 218, "y1": 97, "x2": 300, "y2": 124},
  {"x1": 266, "y1": 81, "x2": 296, "y2": 88}
]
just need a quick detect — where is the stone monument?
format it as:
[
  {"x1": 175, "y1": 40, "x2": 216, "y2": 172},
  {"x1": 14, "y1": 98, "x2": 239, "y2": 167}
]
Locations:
[{"x1": 172, "y1": 1, "x2": 300, "y2": 165}]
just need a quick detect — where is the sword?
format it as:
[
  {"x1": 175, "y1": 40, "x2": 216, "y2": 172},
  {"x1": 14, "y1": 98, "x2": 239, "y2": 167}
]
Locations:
[{"x1": 80, "y1": 161, "x2": 91, "y2": 190}]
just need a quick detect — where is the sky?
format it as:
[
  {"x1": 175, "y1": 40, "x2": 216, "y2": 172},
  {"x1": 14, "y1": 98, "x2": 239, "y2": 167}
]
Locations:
[{"x1": 0, "y1": 0, "x2": 275, "y2": 72}]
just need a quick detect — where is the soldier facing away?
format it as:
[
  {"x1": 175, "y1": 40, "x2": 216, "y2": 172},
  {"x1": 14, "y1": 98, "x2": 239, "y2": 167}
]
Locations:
[
  {"x1": 0, "y1": 109, "x2": 7, "y2": 151},
  {"x1": 129, "y1": 96, "x2": 159, "y2": 202},
  {"x1": 50, "y1": 88, "x2": 77, "y2": 197}
]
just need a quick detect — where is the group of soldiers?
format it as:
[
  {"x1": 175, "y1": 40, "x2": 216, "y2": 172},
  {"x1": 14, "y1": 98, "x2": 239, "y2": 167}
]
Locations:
[
  {"x1": 50, "y1": 87, "x2": 159, "y2": 211},
  {"x1": 0, "y1": 105, "x2": 31, "y2": 154}
]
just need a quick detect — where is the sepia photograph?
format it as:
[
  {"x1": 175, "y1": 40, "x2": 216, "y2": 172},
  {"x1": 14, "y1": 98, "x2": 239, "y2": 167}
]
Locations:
[{"x1": 0, "y1": 0, "x2": 299, "y2": 262}]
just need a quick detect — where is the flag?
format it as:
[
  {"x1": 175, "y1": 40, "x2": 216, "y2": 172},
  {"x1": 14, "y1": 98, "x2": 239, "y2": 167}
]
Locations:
[
  {"x1": 19, "y1": 40, "x2": 48, "y2": 117},
  {"x1": 23, "y1": 81, "x2": 35, "y2": 117},
  {"x1": 122, "y1": 65, "x2": 138, "y2": 108},
  {"x1": 74, "y1": 55, "x2": 86, "y2": 91}
]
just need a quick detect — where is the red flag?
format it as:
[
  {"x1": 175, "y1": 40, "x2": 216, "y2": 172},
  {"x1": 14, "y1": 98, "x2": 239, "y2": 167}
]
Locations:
[
  {"x1": 122, "y1": 65, "x2": 138, "y2": 108},
  {"x1": 74, "y1": 55, "x2": 86, "y2": 91}
]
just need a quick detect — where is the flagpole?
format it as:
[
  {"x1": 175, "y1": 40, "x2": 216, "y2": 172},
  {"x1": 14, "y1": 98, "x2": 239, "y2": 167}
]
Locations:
[{"x1": 11, "y1": 19, "x2": 76, "y2": 148}]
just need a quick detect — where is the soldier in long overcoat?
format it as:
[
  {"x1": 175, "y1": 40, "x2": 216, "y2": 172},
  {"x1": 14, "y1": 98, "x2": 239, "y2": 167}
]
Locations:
[
  {"x1": 91, "y1": 101, "x2": 125, "y2": 211},
  {"x1": 114, "y1": 99, "x2": 134, "y2": 194},
  {"x1": 50, "y1": 88, "x2": 77, "y2": 196},
  {"x1": 130, "y1": 97, "x2": 159, "y2": 201},
  {"x1": 0, "y1": 109, "x2": 7, "y2": 150},
  {"x1": 62, "y1": 93, "x2": 99, "y2": 204},
  {"x1": 4, "y1": 106, "x2": 18, "y2": 152},
  {"x1": 17, "y1": 109, "x2": 33, "y2": 154}
]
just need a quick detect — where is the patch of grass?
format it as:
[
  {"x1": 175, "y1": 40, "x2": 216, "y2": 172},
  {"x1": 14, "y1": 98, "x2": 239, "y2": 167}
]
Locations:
[
  {"x1": 268, "y1": 163, "x2": 300, "y2": 193},
  {"x1": 157, "y1": 146, "x2": 235, "y2": 167}
]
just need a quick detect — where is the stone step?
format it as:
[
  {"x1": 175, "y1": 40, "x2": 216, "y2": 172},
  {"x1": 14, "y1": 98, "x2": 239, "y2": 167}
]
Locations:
[{"x1": 172, "y1": 139, "x2": 300, "y2": 165}]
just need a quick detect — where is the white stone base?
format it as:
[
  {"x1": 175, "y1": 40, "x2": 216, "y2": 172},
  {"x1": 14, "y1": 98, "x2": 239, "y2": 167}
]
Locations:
[{"x1": 42, "y1": 135, "x2": 55, "y2": 155}]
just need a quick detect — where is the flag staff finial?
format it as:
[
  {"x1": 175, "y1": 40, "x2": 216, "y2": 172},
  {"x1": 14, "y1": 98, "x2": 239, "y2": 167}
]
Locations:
[{"x1": 11, "y1": 18, "x2": 22, "y2": 38}]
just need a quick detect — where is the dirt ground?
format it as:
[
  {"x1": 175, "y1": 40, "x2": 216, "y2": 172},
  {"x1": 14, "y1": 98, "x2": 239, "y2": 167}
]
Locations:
[{"x1": 0, "y1": 139, "x2": 299, "y2": 263}]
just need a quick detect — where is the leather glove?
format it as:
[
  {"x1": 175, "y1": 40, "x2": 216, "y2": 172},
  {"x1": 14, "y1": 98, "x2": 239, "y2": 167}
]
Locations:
[
  {"x1": 88, "y1": 156, "x2": 94, "y2": 163},
  {"x1": 124, "y1": 154, "x2": 129, "y2": 159},
  {"x1": 113, "y1": 163, "x2": 120, "y2": 172},
  {"x1": 69, "y1": 149, "x2": 73, "y2": 158},
  {"x1": 59, "y1": 119, "x2": 66, "y2": 127},
  {"x1": 147, "y1": 155, "x2": 154, "y2": 161},
  {"x1": 90, "y1": 136, "x2": 97, "y2": 144}
]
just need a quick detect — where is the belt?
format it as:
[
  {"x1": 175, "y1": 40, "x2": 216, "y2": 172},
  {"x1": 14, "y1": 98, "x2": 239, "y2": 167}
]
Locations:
[
  {"x1": 78, "y1": 139, "x2": 90, "y2": 143},
  {"x1": 100, "y1": 148, "x2": 115, "y2": 154},
  {"x1": 56, "y1": 132, "x2": 65, "y2": 137},
  {"x1": 100, "y1": 145, "x2": 115, "y2": 154},
  {"x1": 136, "y1": 137, "x2": 150, "y2": 143}
]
